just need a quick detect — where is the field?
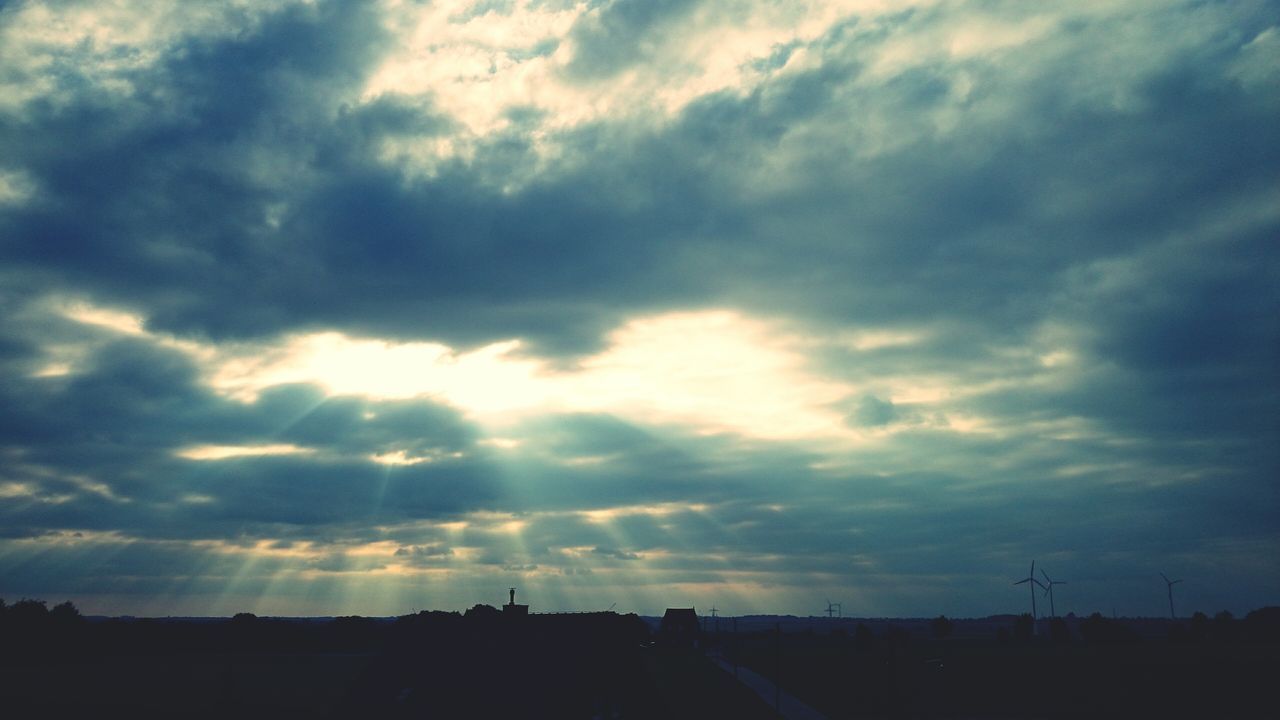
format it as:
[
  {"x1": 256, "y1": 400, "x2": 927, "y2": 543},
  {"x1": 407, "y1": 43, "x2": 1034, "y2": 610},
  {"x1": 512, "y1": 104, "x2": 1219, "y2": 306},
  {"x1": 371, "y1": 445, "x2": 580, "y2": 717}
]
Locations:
[
  {"x1": 4, "y1": 609, "x2": 1277, "y2": 718},
  {"x1": 720, "y1": 625, "x2": 1280, "y2": 718},
  {"x1": 0, "y1": 611, "x2": 776, "y2": 718},
  {"x1": 1, "y1": 652, "x2": 372, "y2": 719}
]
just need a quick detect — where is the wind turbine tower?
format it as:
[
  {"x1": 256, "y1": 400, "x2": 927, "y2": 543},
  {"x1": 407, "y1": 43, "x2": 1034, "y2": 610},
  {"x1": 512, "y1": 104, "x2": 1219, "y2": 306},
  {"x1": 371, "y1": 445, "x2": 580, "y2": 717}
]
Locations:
[
  {"x1": 1040, "y1": 568, "x2": 1067, "y2": 618},
  {"x1": 1161, "y1": 573, "x2": 1183, "y2": 619},
  {"x1": 1014, "y1": 560, "x2": 1046, "y2": 621}
]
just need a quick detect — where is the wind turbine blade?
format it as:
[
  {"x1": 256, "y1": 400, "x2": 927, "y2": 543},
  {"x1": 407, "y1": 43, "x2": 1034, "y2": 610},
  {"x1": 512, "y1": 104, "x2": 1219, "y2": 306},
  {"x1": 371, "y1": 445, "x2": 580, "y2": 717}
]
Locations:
[
  {"x1": 1014, "y1": 579, "x2": 1030, "y2": 585},
  {"x1": 1030, "y1": 560, "x2": 1035, "y2": 576},
  {"x1": 1041, "y1": 569, "x2": 1051, "y2": 583},
  {"x1": 1160, "y1": 572, "x2": 1170, "y2": 584},
  {"x1": 1172, "y1": 579, "x2": 1183, "y2": 585},
  {"x1": 1034, "y1": 579, "x2": 1047, "y2": 589}
]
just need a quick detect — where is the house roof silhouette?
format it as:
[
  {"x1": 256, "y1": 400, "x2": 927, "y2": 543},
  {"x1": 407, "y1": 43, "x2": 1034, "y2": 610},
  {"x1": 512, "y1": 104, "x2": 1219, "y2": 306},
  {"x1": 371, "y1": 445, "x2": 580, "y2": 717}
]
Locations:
[{"x1": 658, "y1": 608, "x2": 700, "y2": 648}]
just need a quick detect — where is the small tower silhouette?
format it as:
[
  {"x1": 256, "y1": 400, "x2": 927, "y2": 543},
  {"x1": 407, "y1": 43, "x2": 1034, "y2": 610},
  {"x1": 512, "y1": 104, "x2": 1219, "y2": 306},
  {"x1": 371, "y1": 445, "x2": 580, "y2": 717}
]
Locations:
[{"x1": 504, "y1": 586, "x2": 528, "y2": 616}]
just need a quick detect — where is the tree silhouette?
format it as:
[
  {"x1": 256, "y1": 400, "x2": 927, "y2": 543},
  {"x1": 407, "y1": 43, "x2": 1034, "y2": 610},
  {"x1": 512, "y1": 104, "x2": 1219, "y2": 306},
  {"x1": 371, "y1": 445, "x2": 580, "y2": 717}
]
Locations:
[
  {"x1": 1245, "y1": 606, "x2": 1280, "y2": 642},
  {"x1": 1013, "y1": 613, "x2": 1033, "y2": 641},
  {"x1": 464, "y1": 603, "x2": 500, "y2": 621},
  {"x1": 1190, "y1": 611, "x2": 1209, "y2": 637},
  {"x1": 50, "y1": 601, "x2": 83, "y2": 625},
  {"x1": 1048, "y1": 617, "x2": 1070, "y2": 643},
  {"x1": 930, "y1": 615, "x2": 954, "y2": 640},
  {"x1": 1213, "y1": 610, "x2": 1236, "y2": 641},
  {"x1": 9, "y1": 598, "x2": 49, "y2": 625}
]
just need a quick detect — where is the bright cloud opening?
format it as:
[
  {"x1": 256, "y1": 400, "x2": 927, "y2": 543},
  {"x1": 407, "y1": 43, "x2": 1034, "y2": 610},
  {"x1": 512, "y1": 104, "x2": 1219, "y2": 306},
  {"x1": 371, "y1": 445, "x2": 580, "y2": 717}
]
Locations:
[
  {"x1": 202, "y1": 309, "x2": 856, "y2": 442},
  {"x1": 176, "y1": 444, "x2": 314, "y2": 461}
]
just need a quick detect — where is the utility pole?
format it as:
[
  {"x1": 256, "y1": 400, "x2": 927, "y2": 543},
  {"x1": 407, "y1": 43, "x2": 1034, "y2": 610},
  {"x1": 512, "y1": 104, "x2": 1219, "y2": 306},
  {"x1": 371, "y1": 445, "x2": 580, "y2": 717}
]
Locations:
[
  {"x1": 733, "y1": 617, "x2": 739, "y2": 679},
  {"x1": 775, "y1": 622, "x2": 781, "y2": 716}
]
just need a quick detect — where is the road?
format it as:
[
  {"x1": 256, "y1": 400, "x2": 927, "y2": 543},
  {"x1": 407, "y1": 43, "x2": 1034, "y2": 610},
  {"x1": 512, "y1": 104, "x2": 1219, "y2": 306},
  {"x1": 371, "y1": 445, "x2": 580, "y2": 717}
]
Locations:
[{"x1": 707, "y1": 651, "x2": 829, "y2": 720}]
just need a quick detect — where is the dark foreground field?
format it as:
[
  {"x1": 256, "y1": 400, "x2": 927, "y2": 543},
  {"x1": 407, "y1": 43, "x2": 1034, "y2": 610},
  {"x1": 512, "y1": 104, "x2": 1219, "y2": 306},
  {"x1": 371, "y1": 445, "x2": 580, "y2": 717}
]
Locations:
[
  {"x1": 3, "y1": 605, "x2": 1278, "y2": 718},
  {"x1": 0, "y1": 606, "x2": 774, "y2": 719},
  {"x1": 720, "y1": 613, "x2": 1280, "y2": 719}
]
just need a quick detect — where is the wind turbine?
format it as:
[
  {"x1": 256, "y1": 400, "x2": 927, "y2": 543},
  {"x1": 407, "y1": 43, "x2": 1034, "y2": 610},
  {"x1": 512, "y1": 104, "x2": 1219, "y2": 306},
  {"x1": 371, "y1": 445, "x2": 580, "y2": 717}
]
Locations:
[
  {"x1": 825, "y1": 599, "x2": 843, "y2": 618},
  {"x1": 1161, "y1": 573, "x2": 1182, "y2": 619},
  {"x1": 1014, "y1": 560, "x2": 1046, "y2": 620},
  {"x1": 1040, "y1": 568, "x2": 1067, "y2": 618}
]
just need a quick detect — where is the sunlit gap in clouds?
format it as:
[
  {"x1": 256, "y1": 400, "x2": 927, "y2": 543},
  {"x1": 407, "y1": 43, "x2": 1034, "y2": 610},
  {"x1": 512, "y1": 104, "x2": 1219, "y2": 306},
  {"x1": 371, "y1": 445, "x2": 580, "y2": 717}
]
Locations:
[
  {"x1": 40, "y1": 297, "x2": 1011, "y2": 450},
  {"x1": 175, "y1": 444, "x2": 312, "y2": 460},
  {"x1": 32, "y1": 298, "x2": 1005, "y2": 613},
  {"x1": 203, "y1": 309, "x2": 858, "y2": 443}
]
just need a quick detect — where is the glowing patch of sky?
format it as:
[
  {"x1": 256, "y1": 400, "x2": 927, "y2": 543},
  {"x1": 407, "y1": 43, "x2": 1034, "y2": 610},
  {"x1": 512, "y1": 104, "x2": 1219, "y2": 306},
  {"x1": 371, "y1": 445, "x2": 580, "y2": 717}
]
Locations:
[
  {"x1": 234, "y1": 311, "x2": 844, "y2": 440},
  {"x1": 35, "y1": 298, "x2": 1075, "y2": 448},
  {"x1": 175, "y1": 444, "x2": 314, "y2": 461},
  {"x1": 48, "y1": 299, "x2": 860, "y2": 442}
]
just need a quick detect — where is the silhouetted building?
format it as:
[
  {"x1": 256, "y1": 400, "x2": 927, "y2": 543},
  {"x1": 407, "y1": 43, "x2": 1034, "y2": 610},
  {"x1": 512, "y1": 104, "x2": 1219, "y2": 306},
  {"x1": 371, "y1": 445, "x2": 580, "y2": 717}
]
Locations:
[
  {"x1": 657, "y1": 608, "x2": 700, "y2": 649},
  {"x1": 504, "y1": 587, "x2": 528, "y2": 616}
]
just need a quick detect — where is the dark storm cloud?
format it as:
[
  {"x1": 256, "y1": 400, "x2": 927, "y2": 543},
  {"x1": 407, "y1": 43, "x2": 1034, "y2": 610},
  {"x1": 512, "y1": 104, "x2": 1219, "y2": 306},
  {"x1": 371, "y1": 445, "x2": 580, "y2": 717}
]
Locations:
[
  {"x1": 3, "y1": 0, "x2": 1272, "y2": 362},
  {"x1": 0, "y1": 0, "x2": 413, "y2": 336}
]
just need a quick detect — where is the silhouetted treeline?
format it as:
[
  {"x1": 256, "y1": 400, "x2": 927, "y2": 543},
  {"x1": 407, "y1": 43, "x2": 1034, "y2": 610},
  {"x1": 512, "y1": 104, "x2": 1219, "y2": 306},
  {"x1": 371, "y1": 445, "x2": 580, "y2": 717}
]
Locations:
[
  {"x1": 0, "y1": 598, "x2": 86, "y2": 654},
  {"x1": 0, "y1": 600, "x2": 394, "y2": 656}
]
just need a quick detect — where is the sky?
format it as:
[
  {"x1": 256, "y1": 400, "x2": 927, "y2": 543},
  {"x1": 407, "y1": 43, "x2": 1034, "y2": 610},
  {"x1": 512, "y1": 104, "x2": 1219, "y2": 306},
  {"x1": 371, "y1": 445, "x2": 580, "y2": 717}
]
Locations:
[{"x1": 0, "y1": 0, "x2": 1277, "y2": 619}]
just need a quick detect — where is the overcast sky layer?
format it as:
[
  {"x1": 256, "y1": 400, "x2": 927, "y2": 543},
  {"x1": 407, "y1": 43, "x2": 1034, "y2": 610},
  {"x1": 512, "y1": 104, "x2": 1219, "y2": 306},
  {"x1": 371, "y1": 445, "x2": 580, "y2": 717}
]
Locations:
[{"x1": 1, "y1": 0, "x2": 1277, "y2": 618}]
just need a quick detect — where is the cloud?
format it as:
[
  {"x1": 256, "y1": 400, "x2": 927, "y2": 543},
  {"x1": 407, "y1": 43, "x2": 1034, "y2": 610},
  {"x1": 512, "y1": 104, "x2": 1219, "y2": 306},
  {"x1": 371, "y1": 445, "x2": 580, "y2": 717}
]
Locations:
[
  {"x1": 0, "y1": 0, "x2": 1276, "y2": 616},
  {"x1": 850, "y1": 395, "x2": 897, "y2": 427},
  {"x1": 591, "y1": 546, "x2": 640, "y2": 560},
  {"x1": 561, "y1": 0, "x2": 701, "y2": 81}
]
